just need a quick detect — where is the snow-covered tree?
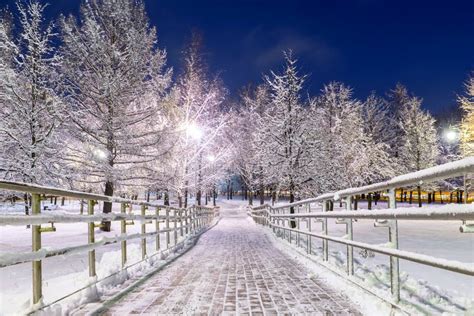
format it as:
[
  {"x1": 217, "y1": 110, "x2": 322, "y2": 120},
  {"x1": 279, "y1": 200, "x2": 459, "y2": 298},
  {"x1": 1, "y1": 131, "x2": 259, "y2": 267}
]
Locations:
[
  {"x1": 0, "y1": 1, "x2": 64, "y2": 186},
  {"x1": 395, "y1": 87, "x2": 439, "y2": 205},
  {"x1": 458, "y1": 74, "x2": 474, "y2": 158},
  {"x1": 170, "y1": 33, "x2": 227, "y2": 206},
  {"x1": 225, "y1": 84, "x2": 270, "y2": 205},
  {"x1": 261, "y1": 51, "x2": 312, "y2": 215},
  {"x1": 397, "y1": 92, "x2": 439, "y2": 173},
  {"x1": 386, "y1": 84, "x2": 412, "y2": 162},
  {"x1": 60, "y1": 0, "x2": 172, "y2": 228}
]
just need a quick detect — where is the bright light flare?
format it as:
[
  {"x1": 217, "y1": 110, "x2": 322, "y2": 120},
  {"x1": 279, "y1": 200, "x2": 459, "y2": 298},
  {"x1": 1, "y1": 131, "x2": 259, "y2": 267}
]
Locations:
[
  {"x1": 444, "y1": 129, "x2": 457, "y2": 143},
  {"x1": 185, "y1": 122, "x2": 203, "y2": 140},
  {"x1": 207, "y1": 155, "x2": 216, "y2": 162},
  {"x1": 93, "y1": 148, "x2": 108, "y2": 161}
]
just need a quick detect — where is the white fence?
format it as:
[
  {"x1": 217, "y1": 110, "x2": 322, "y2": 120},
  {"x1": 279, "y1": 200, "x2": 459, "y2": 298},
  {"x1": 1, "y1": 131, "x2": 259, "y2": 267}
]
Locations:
[
  {"x1": 248, "y1": 157, "x2": 474, "y2": 310},
  {"x1": 0, "y1": 181, "x2": 219, "y2": 313}
]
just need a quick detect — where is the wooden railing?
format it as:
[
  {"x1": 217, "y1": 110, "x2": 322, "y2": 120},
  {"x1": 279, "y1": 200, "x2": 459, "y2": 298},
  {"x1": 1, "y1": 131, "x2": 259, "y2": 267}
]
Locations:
[{"x1": 0, "y1": 181, "x2": 219, "y2": 312}]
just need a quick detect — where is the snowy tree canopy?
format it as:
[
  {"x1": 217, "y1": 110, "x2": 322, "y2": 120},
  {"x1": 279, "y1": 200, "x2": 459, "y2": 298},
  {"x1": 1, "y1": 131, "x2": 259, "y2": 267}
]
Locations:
[
  {"x1": 60, "y1": 0, "x2": 172, "y2": 205},
  {"x1": 0, "y1": 1, "x2": 64, "y2": 185}
]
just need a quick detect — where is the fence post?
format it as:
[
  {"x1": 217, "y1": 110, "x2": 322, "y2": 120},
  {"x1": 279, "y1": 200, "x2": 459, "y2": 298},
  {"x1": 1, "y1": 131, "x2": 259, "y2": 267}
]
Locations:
[
  {"x1": 388, "y1": 188, "x2": 400, "y2": 302},
  {"x1": 185, "y1": 209, "x2": 189, "y2": 235},
  {"x1": 121, "y1": 203, "x2": 127, "y2": 267},
  {"x1": 307, "y1": 209, "x2": 312, "y2": 254},
  {"x1": 173, "y1": 209, "x2": 178, "y2": 246},
  {"x1": 346, "y1": 196, "x2": 354, "y2": 276},
  {"x1": 297, "y1": 208, "x2": 301, "y2": 248},
  {"x1": 180, "y1": 209, "x2": 184, "y2": 237},
  {"x1": 141, "y1": 204, "x2": 147, "y2": 259},
  {"x1": 156, "y1": 207, "x2": 160, "y2": 252},
  {"x1": 323, "y1": 200, "x2": 328, "y2": 261},
  {"x1": 88, "y1": 200, "x2": 96, "y2": 278},
  {"x1": 166, "y1": 207, "x2": 170, "y2": 248},
  {"x1": 31, "y1": 193, "x2": 42, "y2": 305}
]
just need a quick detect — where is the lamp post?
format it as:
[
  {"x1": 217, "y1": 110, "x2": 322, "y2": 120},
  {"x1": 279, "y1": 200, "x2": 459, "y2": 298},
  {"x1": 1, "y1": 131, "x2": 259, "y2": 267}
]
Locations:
[{"x1": 443, "y1": 128, "x2": 458, "y2": 143}]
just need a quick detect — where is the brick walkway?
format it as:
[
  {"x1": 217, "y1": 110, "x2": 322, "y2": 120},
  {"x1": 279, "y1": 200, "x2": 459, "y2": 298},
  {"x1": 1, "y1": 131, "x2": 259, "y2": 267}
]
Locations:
[{"x1": 104, "y1": 202, "x2": 361, "y2": 315}]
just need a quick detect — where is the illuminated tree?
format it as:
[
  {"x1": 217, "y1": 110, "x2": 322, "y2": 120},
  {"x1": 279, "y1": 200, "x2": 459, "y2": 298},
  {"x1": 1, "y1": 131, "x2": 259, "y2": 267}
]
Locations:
[
  {"x1": 60, "y1": 0, "x2": 171, "y2": 229},
  {"x1": 458, "y1": 75, "x2": 474, "y2": 158}
]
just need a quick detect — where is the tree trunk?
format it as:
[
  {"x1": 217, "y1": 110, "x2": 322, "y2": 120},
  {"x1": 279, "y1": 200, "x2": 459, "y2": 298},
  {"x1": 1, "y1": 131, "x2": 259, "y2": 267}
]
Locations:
[
  {"x1": 260, "y1": 185, "x2": 265, "y2": 205},
  {"x1": 354, "y1": 196, "x2": 358, "y2": 210},
  {"x1": 101, "y1": 180, "x2": 114, "y2": 231},
  {"x1": 184, "y1": 187, "x2": 188, "y2": 208},
  {"x1": 24, "y1": 193, "x2": 30, "y2": 229},
  {"x1": 367, "y1": 193, "x2": 372, "y2": 210},
  {"x1": 409, "y1": 191, "x2": 413, "y2": 204},
  {"x1": 213, "y1": 188, "x2": 216, "y2": 206},
  {"x1": 417, "y1": 186, "x2": 422, "y2": 207},
  {"x1": 248, "y1": 191, "x2": 253, "y2": 206},
  {"x1": 164, "y1": 191, "x2": 170, "y2": 206},
  {"x1": 178, "y1": 193, "x2": 182, "y2": 208},
  {"x1": 289, "y1": 182, "x2": 296, "y2": 228}
]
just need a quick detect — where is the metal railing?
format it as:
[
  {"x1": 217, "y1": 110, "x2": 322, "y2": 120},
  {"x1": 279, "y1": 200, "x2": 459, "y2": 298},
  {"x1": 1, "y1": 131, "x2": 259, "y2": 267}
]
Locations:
[
  {"x1": 0, "y1": 181, "x2": 219, "y2": 312},
  {"x1": 248, "y1": 157, "x2": 474, "y2": 308}
]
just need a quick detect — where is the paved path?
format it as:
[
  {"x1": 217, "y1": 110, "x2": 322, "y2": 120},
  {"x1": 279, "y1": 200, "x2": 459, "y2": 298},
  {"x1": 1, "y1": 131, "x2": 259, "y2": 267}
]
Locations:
[{"x1": 104, "y1": 202, "x2": 361, "y2": 315}]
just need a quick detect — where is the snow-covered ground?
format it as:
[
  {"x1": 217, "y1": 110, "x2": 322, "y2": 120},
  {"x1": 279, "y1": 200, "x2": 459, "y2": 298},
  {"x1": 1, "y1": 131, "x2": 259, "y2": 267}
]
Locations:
[
  {"x1": 0, "y1": 197, "x2": 473, "y2": 315},
  {"x1": 0, "y1": 198, "x2": 201, "y2": 315},
  {"x1": 252, "y1": 198, "x2": 474, "y2": 314}
]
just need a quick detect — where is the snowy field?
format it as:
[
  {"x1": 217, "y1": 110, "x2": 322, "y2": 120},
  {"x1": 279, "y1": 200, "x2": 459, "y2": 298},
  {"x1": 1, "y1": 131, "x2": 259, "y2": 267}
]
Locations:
[
  {"x1": 0, "y1": 198, "x2": 473, "y2": 315},
  {"x1": 0, "y1": 198, "x2": 198, "y2": 315},
  {"x1": 255, "y1": 198, "x2": 474, "y2": 313}
]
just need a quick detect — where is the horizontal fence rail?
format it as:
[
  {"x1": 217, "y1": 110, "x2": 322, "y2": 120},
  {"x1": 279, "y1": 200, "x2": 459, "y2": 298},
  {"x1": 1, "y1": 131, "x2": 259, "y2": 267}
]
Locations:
[
  {"x1": 0, "y1": 181, "x2": 219, "y2": 313},
  {"x1": 248, "y1": 157, "x2": 474, "y2": 309}
]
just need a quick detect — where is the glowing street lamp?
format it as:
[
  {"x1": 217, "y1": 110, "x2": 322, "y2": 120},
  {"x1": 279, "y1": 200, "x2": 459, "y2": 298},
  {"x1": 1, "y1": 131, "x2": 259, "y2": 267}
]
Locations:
[
  {"x1": 93, "y1": 148, "x2": 108, "y2": 161},
  {"x1": 207, "y1": 154, "x2": 216, "y2": 162},
  {"x1": 444, "y1": 129, "x2": 458, "y2": 143},
  {"x1": 185, "y1": 122, "x2": 203, "y2": 141}
]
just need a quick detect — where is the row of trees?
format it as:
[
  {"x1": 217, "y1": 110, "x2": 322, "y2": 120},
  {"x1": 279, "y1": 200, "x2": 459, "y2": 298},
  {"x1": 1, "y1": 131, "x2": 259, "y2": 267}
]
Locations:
[
  {"x1": 0, "y1": 0, "x2": 229, "y2": 230},
  {"x1": 0, "y1": 0, "x2": 472, "y2": 221},
  {"x1": 229, "y1": 52, "x2": 472, "y2": 205}
]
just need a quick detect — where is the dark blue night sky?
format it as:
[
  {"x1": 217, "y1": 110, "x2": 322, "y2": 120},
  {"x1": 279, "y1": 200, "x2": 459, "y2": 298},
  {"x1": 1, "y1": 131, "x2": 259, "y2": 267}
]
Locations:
[{"x1": 1, "y1": 0, "x2": 473, "y2": 114}]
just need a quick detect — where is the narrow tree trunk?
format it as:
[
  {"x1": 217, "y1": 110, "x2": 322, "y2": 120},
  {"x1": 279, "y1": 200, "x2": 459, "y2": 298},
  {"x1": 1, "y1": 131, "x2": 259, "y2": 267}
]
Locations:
[
  {"x1": 354, "y1": 196, "x2": 358, "y2": 210},
  {"x1": 101, "y1": 180, "x2": 114, "y2": 231},
  {"x1": 197, "y1": 190, "x2": 201, "y2": 206},
  {"x1": 184, "y1": 187, "x2": 188, "y2": 208},
  {"x1": 367, "y1": 193, "x2": 372, "y2": 210},
  {"x1": 289, "y1": 182, "x2": 296, "y2": 228},
  {"x1": 417, "y1": 186, "x2": 422, "y2": 207},
  {"x1": 213, "y1": 188, "x2": 216, "y2": 206},
  {"x1": 24, "y1": 193, "x2": 30, "y2": 229},
  {"x1": 409, "y1": 191, "x2": 413, "y2": 204},
  {"x1": 249, "y1": 191, "x2": 253, "y2": 206},
  {"x1": 260, "y1": 185, "x2": 265, "y2": 205},
  {"x1": 164, "y1": 191, "x2": 170, "y2": 206}
]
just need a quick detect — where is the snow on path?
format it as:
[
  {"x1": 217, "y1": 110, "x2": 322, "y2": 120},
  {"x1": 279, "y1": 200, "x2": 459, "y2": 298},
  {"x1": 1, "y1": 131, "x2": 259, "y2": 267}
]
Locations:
[{"x1": 100, "y1": 202, "x2": 361, "y2": 315}]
